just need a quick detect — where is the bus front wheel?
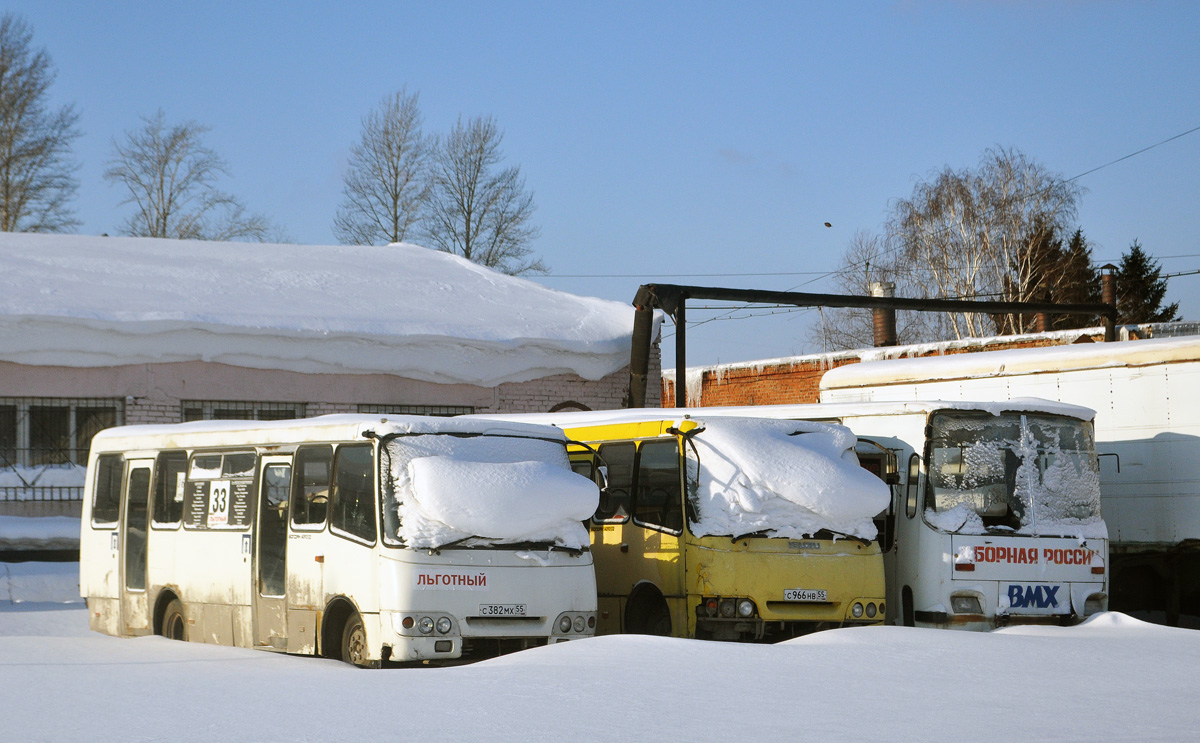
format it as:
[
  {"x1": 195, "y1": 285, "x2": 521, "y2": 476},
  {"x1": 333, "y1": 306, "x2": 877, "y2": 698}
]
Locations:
[
  {"x1": 341, "y1": 613, "x2": 369, "y2": 667},
  {"x1": 162, "y1": 598, "x2": 187, "y2": 641}
]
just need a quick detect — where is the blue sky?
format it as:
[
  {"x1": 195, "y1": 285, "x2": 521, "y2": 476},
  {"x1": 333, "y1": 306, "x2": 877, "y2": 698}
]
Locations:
[{"x1": 11, "y1": 1, "x2": 1200, "y2": 367}]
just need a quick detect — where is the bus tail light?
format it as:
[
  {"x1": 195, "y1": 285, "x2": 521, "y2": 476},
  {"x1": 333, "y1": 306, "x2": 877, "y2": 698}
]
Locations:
[{"x1": 951, "y1": 595, "x2": 983, "y2": 615}]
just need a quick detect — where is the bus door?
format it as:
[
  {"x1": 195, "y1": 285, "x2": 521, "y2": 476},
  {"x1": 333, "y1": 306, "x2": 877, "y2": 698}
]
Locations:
[
  {"x1": 119, "y1": 459, "x2": 154, "y2": 635},
  {"x1": 285, "y1": 444, "x2": 333, "y2": 654},
  {"x1": 253, "y1": 455, "x2": 291, "y2": 649},
  {"x1": 592, "y1": 438, "x2": 685, "y2": 633}
]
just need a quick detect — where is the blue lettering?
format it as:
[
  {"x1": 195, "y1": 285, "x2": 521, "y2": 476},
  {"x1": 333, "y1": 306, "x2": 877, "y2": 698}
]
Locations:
[
  {"x1": 1041, "y1": 585, "x2": 1060, "y2": 608},
  {"x1": 1008, "y1": 584, "x2": 1025, "y2": 608}
]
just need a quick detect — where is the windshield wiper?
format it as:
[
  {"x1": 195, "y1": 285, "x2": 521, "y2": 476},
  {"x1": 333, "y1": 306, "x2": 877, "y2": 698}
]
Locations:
[
  {"x1": 730, "y1": 529, "x2": 774, "y2": 542},
  {"x1": 812, "y1": 528, "x2": 872, "y2": 546}
]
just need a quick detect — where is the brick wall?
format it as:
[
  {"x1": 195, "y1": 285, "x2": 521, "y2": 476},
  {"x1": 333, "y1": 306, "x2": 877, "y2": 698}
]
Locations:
[{"x1": 663, "y1": 330, "x2": 1104, "y2": 407}]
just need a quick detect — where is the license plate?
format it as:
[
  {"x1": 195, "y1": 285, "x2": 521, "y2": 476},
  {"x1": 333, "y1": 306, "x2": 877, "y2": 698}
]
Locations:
[
  {"x1": 783, "y1": 588, "x2": 828, "y2": 602},
  {"x1": 478, "y1": 603, "x2": 528, "y2": 617}
]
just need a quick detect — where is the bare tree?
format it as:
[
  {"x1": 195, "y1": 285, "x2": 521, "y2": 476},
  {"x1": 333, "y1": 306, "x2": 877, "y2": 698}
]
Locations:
[
  {"x1": 104, "y1": 111, "x2": 271, "y2": 241},
  {"x1": 887, "y1": 146, "x2": 1084, "y2": 338},
  {"x1": 334, "y1": 89, "x2": 429, "y2": 245},
  {"x1": 423, "y1": 115, "x2": 543, "y2": 275},
  {"x1": 808, "y1": 230, "x2": 949, "y2": 351},
  {"x1": 0, "y1": 13, "x2": 80, "y2": 232}
]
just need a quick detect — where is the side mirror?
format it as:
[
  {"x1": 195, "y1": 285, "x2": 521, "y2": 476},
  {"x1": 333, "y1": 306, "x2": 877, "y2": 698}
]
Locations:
[{"x1": 594, "y1": 465, "x2": 609, "y2": 491}]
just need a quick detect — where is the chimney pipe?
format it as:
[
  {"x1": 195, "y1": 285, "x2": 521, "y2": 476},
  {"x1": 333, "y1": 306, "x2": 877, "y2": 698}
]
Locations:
[
  {"x1": 871, "y1": 281, "x2": 897, "y2": 347},
  {"x1": 1101, "y1": 264, "x2": 1118, "y2": 342}
]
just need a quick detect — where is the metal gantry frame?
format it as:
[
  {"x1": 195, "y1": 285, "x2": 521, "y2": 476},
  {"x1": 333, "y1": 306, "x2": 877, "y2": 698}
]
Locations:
[{"x1": 627, "y1": 283, "x2": 1118, "y2": 408}]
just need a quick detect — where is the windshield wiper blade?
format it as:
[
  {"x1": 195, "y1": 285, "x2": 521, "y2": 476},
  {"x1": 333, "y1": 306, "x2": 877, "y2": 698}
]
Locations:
[
  {"x1": 813, "y1": 528, "x2": 872, "y2": 546},
  {"x1": 731, "y1": 529, "x2": 774, "y2": 542}
]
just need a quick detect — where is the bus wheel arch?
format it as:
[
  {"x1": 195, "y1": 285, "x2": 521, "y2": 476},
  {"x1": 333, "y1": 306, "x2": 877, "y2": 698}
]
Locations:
[
  {"x1": 322, "y1": 597, "x2": 375, "y2": 668},
  {"x1": 625, "y1": 582, "x2": 671, "y2": 636},
  {"x1": 154, "y1": 590, "x2": 186, "y2": 641}
]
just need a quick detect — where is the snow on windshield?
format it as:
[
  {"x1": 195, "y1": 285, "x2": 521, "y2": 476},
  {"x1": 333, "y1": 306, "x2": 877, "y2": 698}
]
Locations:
[
  {"x1": 687, "y1": 417, "x2": 890, "y2": 540},
  {"x1": 925, "y1": 412, "x2": 1106, "y2": 538},
  {"x1": 384, "y1": 434, "x2": 598, "y2": 549}
]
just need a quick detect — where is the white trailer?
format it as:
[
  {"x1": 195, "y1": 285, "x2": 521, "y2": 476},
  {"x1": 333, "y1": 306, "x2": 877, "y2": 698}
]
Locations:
[
  {"x1": 820, "y1": 335, "x2": 1200, "y2": 623},
  {"x1": 80, "y1": 415, "x2": 599, "y2": 666}
]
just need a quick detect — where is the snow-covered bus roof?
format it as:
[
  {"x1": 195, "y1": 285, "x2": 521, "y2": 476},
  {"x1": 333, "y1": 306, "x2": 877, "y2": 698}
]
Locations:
[
  {"x1": 0, "y1": 233, "x2": 656, "y2": 387},
  {"x1": 821, "y1": 336, "x2": 1200, "y2": 391},
  {"x1": 91, "y1": 414, "x2": 572, "y2": 453},
  {"x1": 470, "y1": 398, "x2": 1098, "y2": 428}
]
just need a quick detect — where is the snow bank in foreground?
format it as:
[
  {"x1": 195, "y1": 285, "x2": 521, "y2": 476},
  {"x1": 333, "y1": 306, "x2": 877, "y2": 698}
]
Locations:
[
  {"x1": 689, "y1": 417, "x2": 891, "y2": 539},
  {"x1": 4, "y1": 599, "x2": 1198, "y2": 742},
  {"x1": 0, "y1": 234, "x2": 652, "y2": 386}
]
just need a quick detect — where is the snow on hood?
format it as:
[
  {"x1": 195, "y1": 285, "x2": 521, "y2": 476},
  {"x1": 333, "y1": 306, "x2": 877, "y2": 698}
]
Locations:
[
  {"x1": 0, "y1": 233, "x2": 653, "y2": 386},
  {"x1": 384, "y1": 430, "x2": 598, "y2": 549},
  {"x1": 687, "y1": 417, "x2": 891, "y2": 540},
  {"x1": 407, "y1": 457, "x2": 598, "y2": 541}
]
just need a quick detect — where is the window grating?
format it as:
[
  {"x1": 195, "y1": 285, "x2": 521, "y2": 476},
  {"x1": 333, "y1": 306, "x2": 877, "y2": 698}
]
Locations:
[
  {"x1": 182, "y1": 401, "x2": 307, "y2": 422},
  {"x1": 0, "y1": 397, "x2": 125, "y2": 502},
  {"x1": 358, "y1": 404, "x2": 474, "y2": 418}
]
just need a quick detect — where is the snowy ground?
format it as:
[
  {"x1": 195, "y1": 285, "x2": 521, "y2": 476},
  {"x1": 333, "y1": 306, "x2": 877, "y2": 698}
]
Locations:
[{"x1": 2, "y1": 563, "x2": 1198, "y2": 742}]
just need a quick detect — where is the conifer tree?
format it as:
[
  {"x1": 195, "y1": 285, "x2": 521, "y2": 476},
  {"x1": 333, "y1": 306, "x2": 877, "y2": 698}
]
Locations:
[{"x1": 1115, "y1": 240, "x2": 1180, "y2": 324}]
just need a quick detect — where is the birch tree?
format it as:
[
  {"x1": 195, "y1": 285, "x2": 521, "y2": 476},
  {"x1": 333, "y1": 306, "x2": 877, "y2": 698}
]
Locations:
[
  {"x1": 104, "y1": 111, "x2": 271, "y2": 241},
  {"x1": 887, "y1": 147, "x2": 1083, "y2": 338},
  {"x1": 422, "y1": 115, "x2": 543, "y2": 275},
  {"x1": 0, "y1": 13, "x2": 80, "y2": 232},
  {"x1": 334, "y1": 89, "x2": 428, "y2": 245}
]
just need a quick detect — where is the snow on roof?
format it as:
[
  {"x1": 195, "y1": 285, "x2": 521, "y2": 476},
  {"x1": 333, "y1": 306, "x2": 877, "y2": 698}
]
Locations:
[
  {"x1": 0, "y1": 233, "x2": 654, "y2": 387},
  {"x1": 821, "y1": 335, "x2": 1200, "y2": 390},
  {"x1": 660, "y1": 326, "x2": 1102, "y2": 381}
]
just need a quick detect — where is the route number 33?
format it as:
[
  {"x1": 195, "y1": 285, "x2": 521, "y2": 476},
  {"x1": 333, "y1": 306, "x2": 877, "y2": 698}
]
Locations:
[{"x1": 208, "y1": 479, "x2": 231, "y2": 527}]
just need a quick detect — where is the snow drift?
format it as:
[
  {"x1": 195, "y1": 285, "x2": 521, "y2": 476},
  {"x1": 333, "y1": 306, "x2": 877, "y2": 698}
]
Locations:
[{"x1": 0, "y1": 233, "x2": 653, "y2": 386}]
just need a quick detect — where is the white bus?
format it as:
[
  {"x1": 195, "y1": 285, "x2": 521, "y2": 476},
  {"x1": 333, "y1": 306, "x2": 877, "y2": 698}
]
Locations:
[
  {"x1": 80, "y1": 415, "x2": 599, "y2": 667},
  {"x1": 603, "y1": 400, "x2": 1109, "y2": 630},
  {"x1": 820, "y1": 335, "x2": 1200, "y2": 624}
]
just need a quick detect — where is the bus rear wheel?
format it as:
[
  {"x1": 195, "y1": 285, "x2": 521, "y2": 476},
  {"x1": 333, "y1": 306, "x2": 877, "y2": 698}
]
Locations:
[
  {"x1": 162, "y1": 598, "x2": 187, "y2": 641},
  {"x1": 341, "y1": 613, "x2": 369, "y2": 667}
]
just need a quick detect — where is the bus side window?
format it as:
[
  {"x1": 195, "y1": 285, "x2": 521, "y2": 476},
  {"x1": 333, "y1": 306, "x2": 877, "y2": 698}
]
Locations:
[
  {"x1": 92, "y1": 454, "x2": 123, "y2": 526},
  {"x1": 593, "y1": 442, "x2": 633, "y2": 524},
  {"x1": 905, "y1": 453, "x2": 920, "y2": 519},
  {"x1": 633, "y1": 439, "x2": 683, "y2": 534},
  {"x1": 292, "y1": 445, "x2": 332, "y2": 528},
  {"x1": 151, "y1": 451, "x2": 188, "y2": 527},
  {"x1": 331, "y1": 444, "x2": 376, "y2": 543}
]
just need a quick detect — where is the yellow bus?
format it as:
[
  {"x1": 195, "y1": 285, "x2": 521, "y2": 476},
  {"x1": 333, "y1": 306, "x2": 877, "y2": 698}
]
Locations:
[{"x1": 553, "y1": 414, "x2": 889, "y2": 640}]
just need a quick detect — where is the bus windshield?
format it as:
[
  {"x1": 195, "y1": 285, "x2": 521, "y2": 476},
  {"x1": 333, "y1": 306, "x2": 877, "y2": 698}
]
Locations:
[
  {"x1": 380, "y1": 433, "x2": 597, "y2": 551},
  {"x1": 924, "y1": 411, "x2": 1104, "y2": 536}
]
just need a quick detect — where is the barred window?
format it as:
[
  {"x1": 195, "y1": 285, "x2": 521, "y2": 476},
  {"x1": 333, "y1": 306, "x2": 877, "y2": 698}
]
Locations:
[
  {"x1": 358, "y1": 404, "x2": 474, "y2": 417},
  {"x1": 182, "y1": 401, "x2": 307, "y2": 422},
  {"x1": 0, "y1": 398, "x2": 123, "y2": 470}
]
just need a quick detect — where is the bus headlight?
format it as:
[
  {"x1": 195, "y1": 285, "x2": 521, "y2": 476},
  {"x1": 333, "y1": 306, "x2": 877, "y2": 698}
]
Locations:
[
  {"x1": 851, "y1": 602, "x2": 864, "y2": 619},
  {"x1": 558, "y1": 615, "x2": 573, "y2": 633},
  {"x1": 737, "y1": 599, "x2": 756, "y2": 618},
  {"x1": 417, "y1": 616, "x2": 434, "y2": 635},
  {"x1": 865, "y1": 602, "x2": 877, "y2": 618},
  {"x1": 719, "y1": 598, "x2": 736, "y2": 618},
  {"x1": 435, "y1": 617, "x2": 452, "y2": 635},
  {"x1": 573, "y1": 616, "x2": 586, "y2": 633}
]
